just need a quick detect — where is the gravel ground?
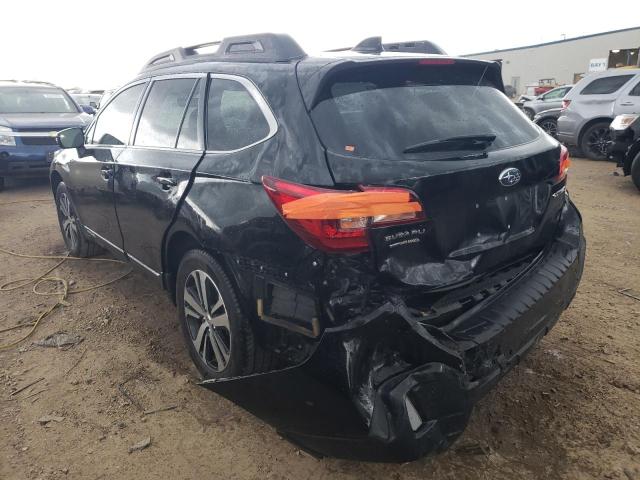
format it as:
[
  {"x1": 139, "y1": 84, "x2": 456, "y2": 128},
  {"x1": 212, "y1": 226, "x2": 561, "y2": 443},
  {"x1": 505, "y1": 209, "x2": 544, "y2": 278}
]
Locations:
[{"x1": 1, "y1": 158, "x2": 639, "y2": 480}]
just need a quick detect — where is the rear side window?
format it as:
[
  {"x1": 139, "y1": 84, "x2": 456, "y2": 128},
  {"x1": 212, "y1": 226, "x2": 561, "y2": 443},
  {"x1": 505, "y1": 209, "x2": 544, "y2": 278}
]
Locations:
[
  {"x1": 580, "y1": 75, "x2": 634, "y2": 95},
  {"x1": 206, "y1": 78, "x2": 271, "y2": 151},
  {"x1": 177, "y1": 83, "x2": 201, "y2": 149},
  {"x1": 310, "y1": 62, "x2": 539, "y2": 160},
  {"x1": 92, "y1": 84, "x2": 145, "y2": 145},
  {"x1": 630, "y1": 81, "x2": 640, "y2": 96},
  {"x1": 135, "y1": 78, "x2": 198, "y2": 148},
  {"x1": 543, "y1": 87, "x2": 569, "y2": 100}
]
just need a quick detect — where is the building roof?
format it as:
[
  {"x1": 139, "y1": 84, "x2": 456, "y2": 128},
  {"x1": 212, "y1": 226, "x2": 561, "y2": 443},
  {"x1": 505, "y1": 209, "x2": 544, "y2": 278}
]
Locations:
[{"x1": 463, "y1": 26, "x2": 640, "y2": 57}]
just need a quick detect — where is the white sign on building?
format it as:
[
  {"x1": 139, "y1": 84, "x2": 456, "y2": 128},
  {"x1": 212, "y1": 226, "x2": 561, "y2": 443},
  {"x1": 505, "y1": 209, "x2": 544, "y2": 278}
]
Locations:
[{"x1": 588, "y1": 58, "x2": 607, "y2": 72}]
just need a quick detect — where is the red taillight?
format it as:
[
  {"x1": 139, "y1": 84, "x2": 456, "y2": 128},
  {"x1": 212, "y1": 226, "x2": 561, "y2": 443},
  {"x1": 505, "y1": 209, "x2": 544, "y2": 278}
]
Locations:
[
  {"x1": 557, "y1": 145, "x2": 571, "y2": 181},
  {"x1": 262, "y1": 176, "x2": 425, "y2": 253},
  {"x1": 561, "y1": 99, "x2": 571, "y2": 111}
]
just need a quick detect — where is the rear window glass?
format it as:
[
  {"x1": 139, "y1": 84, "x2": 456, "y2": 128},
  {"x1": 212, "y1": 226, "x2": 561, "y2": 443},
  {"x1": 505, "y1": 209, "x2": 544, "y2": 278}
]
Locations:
[
  {"x1": 580, "y1": 75, "x2": 634, "y2": 95},
  {"x1": 310, "y1": 63, "x2": 539, "y2": 161}
]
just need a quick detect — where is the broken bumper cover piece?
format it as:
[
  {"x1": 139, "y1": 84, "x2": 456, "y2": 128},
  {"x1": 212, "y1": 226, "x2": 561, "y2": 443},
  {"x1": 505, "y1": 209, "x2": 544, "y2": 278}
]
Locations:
[{"x1": 201, "y1": 200, "x2": 585, "y2": 462}]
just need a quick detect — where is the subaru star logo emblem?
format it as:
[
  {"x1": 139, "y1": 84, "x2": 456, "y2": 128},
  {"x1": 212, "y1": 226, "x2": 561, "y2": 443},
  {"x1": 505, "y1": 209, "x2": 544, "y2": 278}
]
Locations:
[{"x1": 498, "y1": 167, "x2": 521, "y2": 187}]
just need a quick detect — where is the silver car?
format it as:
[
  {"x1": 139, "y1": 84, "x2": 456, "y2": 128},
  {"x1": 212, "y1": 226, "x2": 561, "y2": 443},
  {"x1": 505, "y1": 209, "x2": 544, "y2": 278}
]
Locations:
[
  {"x1": 557, "y1": 69, "x2": 640, "y2": 160},
  {"x1": 522, "y1": 85, "x2": 573, "y2": 120}
]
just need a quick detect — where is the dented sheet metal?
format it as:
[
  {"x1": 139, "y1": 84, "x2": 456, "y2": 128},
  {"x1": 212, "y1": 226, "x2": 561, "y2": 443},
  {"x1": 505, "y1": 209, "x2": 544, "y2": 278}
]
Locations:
[
  {"x1": 364, "y1": 146, "x2": 566, "y2": 289},
  {"x1": 201, "y1": 201, "x2": 585, "y2": 462}
]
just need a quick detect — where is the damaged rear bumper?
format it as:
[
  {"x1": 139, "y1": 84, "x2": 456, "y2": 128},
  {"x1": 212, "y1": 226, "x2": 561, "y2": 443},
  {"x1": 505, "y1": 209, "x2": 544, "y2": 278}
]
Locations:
[{"x1": 201, "y1": 200, "x2": 585, "y2": 462}]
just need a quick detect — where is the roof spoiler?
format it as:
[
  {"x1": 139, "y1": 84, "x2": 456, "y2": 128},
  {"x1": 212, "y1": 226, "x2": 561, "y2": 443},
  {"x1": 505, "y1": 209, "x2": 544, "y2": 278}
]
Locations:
[
  {"x1": 327, "y1": 37, "x2": 447, "y2": 55},
  {"x1": 140, "y1": 33, "x2": 307, "y2": 72}
]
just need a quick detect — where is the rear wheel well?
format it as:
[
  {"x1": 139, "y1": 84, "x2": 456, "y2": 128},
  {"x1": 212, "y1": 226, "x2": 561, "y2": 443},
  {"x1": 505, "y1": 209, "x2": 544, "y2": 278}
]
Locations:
[
  {"x1": 164, "y1": 231, "x2": 201, "y2": 304},
  {"x1": 164, "y1": 230, "x2": 247, "y2": 307},
  {"x1": 538, "y1": 115, "x2": 557, "y2": 123},
  {"x1": 50, "y1": 171, "x2": 63, "y2": 197},
  {"x1": 578, "y1": 117, "x2": 613, "y2": 145}
]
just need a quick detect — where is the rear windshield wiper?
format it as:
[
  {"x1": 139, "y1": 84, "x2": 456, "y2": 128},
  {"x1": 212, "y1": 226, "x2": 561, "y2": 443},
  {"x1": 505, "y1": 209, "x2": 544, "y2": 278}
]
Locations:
[{"x1": 403, "y1": 134, "x2": 497, "y2": 154}]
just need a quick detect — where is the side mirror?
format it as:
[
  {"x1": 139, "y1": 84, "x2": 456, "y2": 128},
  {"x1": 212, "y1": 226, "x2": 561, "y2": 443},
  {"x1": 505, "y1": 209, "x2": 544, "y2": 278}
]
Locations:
[
  {"x1": 57, "y1": 127, "x2": 85, "y2": 149},
  {"x1": 81, "y1": 105, "x2": 96, "y2": 115}
]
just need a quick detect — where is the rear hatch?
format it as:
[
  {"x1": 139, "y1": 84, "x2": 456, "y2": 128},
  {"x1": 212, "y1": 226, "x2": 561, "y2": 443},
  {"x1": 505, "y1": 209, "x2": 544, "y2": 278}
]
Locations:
[{"x1": 305, "y1": 58, "x2": 567, "y2": 288}]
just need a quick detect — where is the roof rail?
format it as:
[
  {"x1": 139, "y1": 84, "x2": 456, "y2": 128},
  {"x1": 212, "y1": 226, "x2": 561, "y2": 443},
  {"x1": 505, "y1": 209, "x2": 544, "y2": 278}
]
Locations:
[
  {"x1": 141, "y1": 33, "x2": 306, "y2": 72},
  {"x1": 327, "y1": 37, "x2": 447, "y2": 55}
]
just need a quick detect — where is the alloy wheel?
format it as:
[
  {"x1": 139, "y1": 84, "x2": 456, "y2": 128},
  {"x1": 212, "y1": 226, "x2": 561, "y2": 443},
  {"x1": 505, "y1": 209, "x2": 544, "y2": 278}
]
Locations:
[
  {"x1": 585, "y1": 127, "x2": 610, "y2": 158},
  {"x1": 183, "y1": 269, "x2": 231, "y2": 372},
  {"x1": 540, "y1": 120, "x2": 558, "y2": 138},
  {"x1": 58, "y1": 192, "x2": 79, "y2": 251}
]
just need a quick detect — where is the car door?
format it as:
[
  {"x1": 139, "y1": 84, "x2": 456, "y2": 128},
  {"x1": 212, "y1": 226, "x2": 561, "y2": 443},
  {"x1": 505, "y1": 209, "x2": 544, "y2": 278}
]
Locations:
[
  {"x1": 113, "y1": 75, "x2": 205, "y2": 276},
  {"x1": 69, "y1": 81, "x2": 147, "y2": 251},
  {"x1": 614, "y1": 77, "x2": 640, "y2": 115}
]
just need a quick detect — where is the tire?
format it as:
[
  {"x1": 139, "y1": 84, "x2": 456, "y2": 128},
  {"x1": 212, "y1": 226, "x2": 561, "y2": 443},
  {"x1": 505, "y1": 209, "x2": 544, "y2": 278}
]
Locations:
[
  {"x1": 631, "y1": 153, "x2": 640, "y2": 192},
  {"x1": 0, "y1": 177, "x2": 4, "y2": 191},
  {"x1": 538, "y1": 118, "x2": 558, "y2": 138},
  {"x1": 523, "y1": 108, "x2": 535, "y2": 120},
  {"x1": 176, "y1": 249, "x2": 268, "y2": 379},
  {"x1": 579, "y1": 121, "x2": 611, "y2": 160},
  {"x1": 54, "y1": 182, "x2": 102, "y2": 257}
]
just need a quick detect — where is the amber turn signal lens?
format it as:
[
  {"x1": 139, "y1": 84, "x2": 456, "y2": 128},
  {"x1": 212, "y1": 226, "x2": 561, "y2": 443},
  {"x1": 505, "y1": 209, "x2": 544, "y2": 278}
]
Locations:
[
  {"x1": 262, "y1": 176, "x2": 425, "y2": 253},
  {"x1": 558, "y1": 145, "x2": 570, "y2": 181}
]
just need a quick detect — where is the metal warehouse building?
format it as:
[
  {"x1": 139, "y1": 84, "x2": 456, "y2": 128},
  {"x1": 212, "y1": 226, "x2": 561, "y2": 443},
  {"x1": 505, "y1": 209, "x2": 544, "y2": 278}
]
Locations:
[{"x1": 464, "y1": 26, "x2": 640, "y2": 95}]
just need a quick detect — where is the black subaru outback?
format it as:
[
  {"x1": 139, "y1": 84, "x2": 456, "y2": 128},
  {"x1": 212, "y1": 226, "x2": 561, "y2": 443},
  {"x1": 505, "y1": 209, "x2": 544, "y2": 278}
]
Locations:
[{"x1": 51, "y1": 33, "x2": 585, "y2": 462}]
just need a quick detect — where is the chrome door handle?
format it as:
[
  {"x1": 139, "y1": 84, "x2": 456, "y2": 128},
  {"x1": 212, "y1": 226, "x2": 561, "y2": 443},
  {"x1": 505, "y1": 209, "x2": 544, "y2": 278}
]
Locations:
[{"x1": 156, "y1": 176, "x2": 177, "y2": 188}]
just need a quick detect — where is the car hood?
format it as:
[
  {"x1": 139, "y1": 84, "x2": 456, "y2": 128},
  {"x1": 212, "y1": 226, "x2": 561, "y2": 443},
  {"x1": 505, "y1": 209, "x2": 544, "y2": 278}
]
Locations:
[{"x1": 0, "y1": 112, "x2": 91, "y2": 130}]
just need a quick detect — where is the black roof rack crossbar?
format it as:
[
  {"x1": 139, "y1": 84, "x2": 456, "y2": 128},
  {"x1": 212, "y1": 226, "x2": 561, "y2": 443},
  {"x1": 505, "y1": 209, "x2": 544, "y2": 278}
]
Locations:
[
  {"x1": 141, "y1": 33, "x2": 306, "y2": 72},
  {"x1": 327, "y1": 37, "x2": 447, "y2": 55},
  {"x1": 184, "y1": 41, "x2": 222, "y2": 55},
  {"x1": 352, "y1": 36, "x2": 384, "y2": 54}
]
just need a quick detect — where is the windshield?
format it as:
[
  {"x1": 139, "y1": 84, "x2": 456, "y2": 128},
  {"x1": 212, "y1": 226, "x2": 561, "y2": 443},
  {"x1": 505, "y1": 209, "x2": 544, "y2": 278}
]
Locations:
[
  {"x1": 0, "y1": 86, "x2": 79, "y2": 114},
  {"x1": 310, "y1": 62, "x2": 539, "y2": 160}
]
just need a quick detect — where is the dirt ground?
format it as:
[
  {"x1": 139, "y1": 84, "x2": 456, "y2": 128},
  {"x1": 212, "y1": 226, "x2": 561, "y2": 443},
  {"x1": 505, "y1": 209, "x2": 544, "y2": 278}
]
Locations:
[{"x1": 0, "y1": 158, "x2": 639, "y2": 480}]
